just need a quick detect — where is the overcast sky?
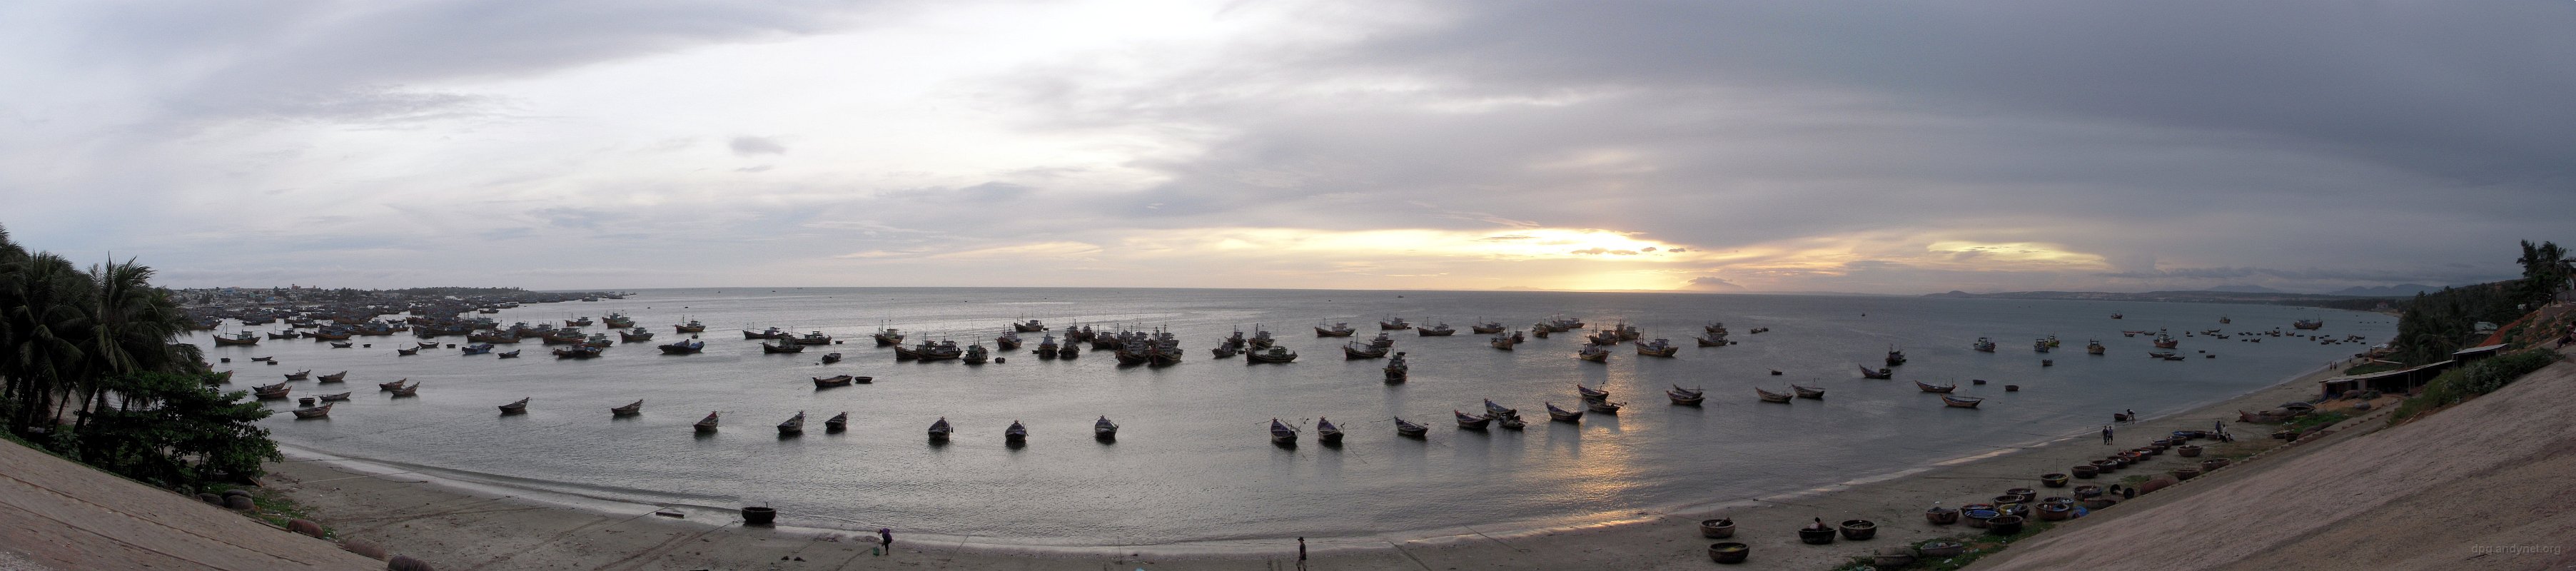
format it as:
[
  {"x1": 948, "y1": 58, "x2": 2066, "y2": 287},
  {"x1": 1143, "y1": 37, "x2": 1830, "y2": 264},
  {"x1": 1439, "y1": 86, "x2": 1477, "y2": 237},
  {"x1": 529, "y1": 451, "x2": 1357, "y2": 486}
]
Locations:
[{"x1": 3, "y1": 0, "x2": 2569, "y2": 294}]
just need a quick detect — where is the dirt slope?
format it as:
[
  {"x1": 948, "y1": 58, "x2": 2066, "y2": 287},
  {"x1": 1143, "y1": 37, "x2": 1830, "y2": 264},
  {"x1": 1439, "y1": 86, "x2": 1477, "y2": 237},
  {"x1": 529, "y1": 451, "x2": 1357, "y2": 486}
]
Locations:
[{"x1": 0, "y1": 439, "x2": 378, "y2": 570}]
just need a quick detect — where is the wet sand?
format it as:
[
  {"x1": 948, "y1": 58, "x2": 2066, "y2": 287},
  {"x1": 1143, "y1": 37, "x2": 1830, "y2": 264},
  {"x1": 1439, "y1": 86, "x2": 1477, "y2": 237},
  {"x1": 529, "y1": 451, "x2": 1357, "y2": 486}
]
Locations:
[{"x1": 264, "y1": 360, "x2": 2355, "y2": 570}]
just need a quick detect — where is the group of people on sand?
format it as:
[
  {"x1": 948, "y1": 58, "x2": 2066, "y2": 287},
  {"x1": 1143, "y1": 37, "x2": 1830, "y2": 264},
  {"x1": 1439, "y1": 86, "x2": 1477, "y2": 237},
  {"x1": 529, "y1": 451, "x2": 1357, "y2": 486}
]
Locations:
[{"x1": 2102, "y1": 410, "x2": 2233, "y2": 445}]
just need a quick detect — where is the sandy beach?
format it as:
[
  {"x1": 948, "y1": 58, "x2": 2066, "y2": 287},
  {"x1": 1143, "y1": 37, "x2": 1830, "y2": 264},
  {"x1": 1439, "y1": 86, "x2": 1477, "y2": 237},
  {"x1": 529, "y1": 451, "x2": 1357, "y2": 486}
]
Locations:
[{"x1": 262, "y1": 359, "x2": 2359, "y2": 570}]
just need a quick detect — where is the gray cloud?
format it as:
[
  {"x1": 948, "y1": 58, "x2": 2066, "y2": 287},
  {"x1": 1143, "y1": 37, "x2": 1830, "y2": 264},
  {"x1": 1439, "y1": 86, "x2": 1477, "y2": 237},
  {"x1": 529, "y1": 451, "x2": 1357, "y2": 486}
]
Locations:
[{"x1": 730, "y1": 136, "x2": 787, "y2": 156}]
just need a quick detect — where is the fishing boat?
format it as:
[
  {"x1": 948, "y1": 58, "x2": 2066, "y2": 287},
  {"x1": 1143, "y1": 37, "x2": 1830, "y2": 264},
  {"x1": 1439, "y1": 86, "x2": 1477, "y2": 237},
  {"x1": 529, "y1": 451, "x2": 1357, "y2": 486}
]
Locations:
[
  {"x1": 1495, "y1": 414, "x2": 1525, "y2": 430},
  {"x1": 1754, "y1": 388, "x2": 1792, "y2": 403},
  {"x1": 1793, "y1": 385, "x2": 1826, "y2": 399},
  {"x1": 498, "y1": 398, "x2": 530, "y2": 415},
  {"x1": 213, "y1": 332, "x2": 260, "y2": 346},
  {"x1": 1695, "y1": 335, "x2": 1726, "y2": 347},
  {"x1": 1383, "y1": 352, "x2": 1408, "y2": 382},
  {"x1": 872, "y1": 328, "x2": 905, "y2": 346},
  {"x1": 1416, "y1": 323, "x2": 1457, "y2": 336},
  {"x1": 819, "y1": 353, "x2": 842, "y2": 364},
  {"x1": 1455, "y1": 410, "x2": 1492, "y2": 430},
  {"x1": 376, "y1": 378, "x2": 410, "y2": 391},
  {"x1": 2033, "y1": 338, "x2": 2054, "y2": 353},
  {"x1": 793, "y1": 331, "x2": 834, "y2": 345},
  {"x1": 1885, "y1": 347, "x2": 1907, "y2": 366},
  {"x1": 675, "y1": 319, "x2": 707, "y2": 333},
  {"x1": 2293, "y1": 319, "x2": 2323, "y2": 330},
  {"x1": 611, "y1": 400, "x2": 642, "y2": 417},
  {"x1": 1367, "y1": 332, "x2": 1395, "y2": 349},
  {"x1": 1014, "y1": 319, "x2": 1046, "y2": 333},
  {"x1": 1247, "y1": 328, "x2": 1276, "y2": 349},
  {"x1": 266, "y1": 330, "x2": 299, "y2": 340},
  {"x1": 388, "y1": 382, "x2": 420, "y2": 397},
  {"x1": 694, "y1": 411, "x2": 720, "y2": 434},
  {"x1": 1575, "y1": 383, "x2": 1610, "y2": 402},
  {"x1": 1246, "y1": 346, "x2": 1298, "y2": 363},
  {"x1": 565, "y1": 316, "x2": 595, "y2": 328},
  {"x1": 551, "y1": 345, "x2": 604, "y2": 358},
  {"x1": 1343, "y1": 343, "x2": 1388, "y2": 359},
  {"x1": 1915, "y1": 380, "x2": 1958, "y2": 393},
  {"x1": 292, "y1": 403, "x2": 333, "y2": 419},
  {"x1": 1587, "y1": 400, "x2": 1624, "y2": 414},
  {"x1": 742, "y1": 326, "x2": 788, "y2": 340},
  {"x1": 2087, "y1": 340, "x2": 2106, "y2": 355},
  {"x1": 329, "y1": 341, "x2": 353, "y2": 348},
  {"x1": 1545, "y1": 403, "x2": 1583, "y2": 423},
  {"x1": 2045, "y1": 334, "x2": 2062, "y2": 348},
  {"x1": 1269, "y1": 418, "x2": 1299, "y2": 445},
  {"x1": 1393, "y1": 417, "x2": 1429, "y2": 438},
  {"x1": 1859, "y1": 365, "x2": 1894, "y2": 379},
  {"x1": 814, "y1": 375, "x2": 854, "y2": 388},
  {"x1": 2219, "y1": 316, "x2": 2232, "y2": 324},
  {"x1": 460, "y1": 343, "x2": 494, "y2": 355},
  {"x1": 1315, "y1": 322, "x2": 1356, "y2": 337},
  {"x1": 1057, "y1": 344, "x2": 1079, "y2": 360},
  {"x1": 2153, "y1": 333, "x2": 2180, "y2": 349},
  {"x1": 928, "y1": 418, "x2": 952, "y2": 442},
  {"x1": 1094, "y1": 416, "x2": 1118, "y2": 440},
  {"x1": 1470, "y1": 320, "x2": 1505, "y2": 334},
  {"x1": 253, "y1": 382, "x2": 292, "y2": 400},
  {"x1": 1941, "y1": 395, "x2": 1984, "y2": 408},
  {"x1": 1530, "y1": 326, "x2": 1551, "y2": 339},
  {"x1": 1575, "y1": 344, "x2": 1611, "y2": 363},
  {"x1": 1484, "y1": 399, "x2": 1518, "y2": 418},
  {"x1": 1035, "y1": 335, "x2": 1061, "y2": 359},
  {"x1": 495, "y1": 350, "x2": 521, "y2": 358},
  {"x1": 1668, "y1": 386, "x2": 1705, "y2": 405},
  {"x1": 995, "y1": 332, "x2": 1023, "y2": 350},
  {"x1": 761, "y1": 341, "x2": 805, "y2": 354},
  {"x1": 1490, "y1": 333, "x2": 1517, "y2": 350},
  {"x1": 395, "y1": 347, "x2": 420, "y2": 356},
  {"x1": 1315, "y1": 418, "x2": 1343, "y2": 445},
  {"x1": 2110, "y1": 313, "x2": 2124, "y2": 320},
  {"x1": 1635, "y1": 338, "x2": 1679, "y2": 357},
  {"x1": 779, "y1": 411, "x2": 807, "y2": 436},
  {"x1": 961, "y1": 344, "x2": 989, "y2": 365},
  {"x1": 282, "y1": 370, "x2": 312, "y2": 381},
  {"x1": 1379, "y1": 315, "x2": 1412, "y2": 330},
  {"x1": 619, "y1": 328, "x2": 655, "y2": 343},
  {"x1": 1972, "y1": 337, "x2": 1997, "y2": 353},
  {"x1": 315, "y1": 392, "x2": 350, "y2": 402}
]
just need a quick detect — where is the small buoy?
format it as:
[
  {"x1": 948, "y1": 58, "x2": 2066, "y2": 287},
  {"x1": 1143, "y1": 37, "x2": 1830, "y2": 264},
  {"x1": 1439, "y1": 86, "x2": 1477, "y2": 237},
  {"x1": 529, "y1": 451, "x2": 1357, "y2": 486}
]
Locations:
[
  {"x1": 1972, "y1": 379, "x2": 1987, "y2": 385},
  {"x1": 995, "y1": 357, "x2": 1008, "y2": 364},
  {"x1": 2005, "y1": 385, "x2": 2020, "y2": 392},
  {"x1": 221, "y1": 358, "x2": 231, "y2": 363}
]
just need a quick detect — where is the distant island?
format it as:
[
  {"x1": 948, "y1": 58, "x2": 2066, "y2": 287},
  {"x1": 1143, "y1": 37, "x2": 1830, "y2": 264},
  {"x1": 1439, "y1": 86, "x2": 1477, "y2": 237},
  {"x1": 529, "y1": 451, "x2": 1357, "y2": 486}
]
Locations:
[{"x1": 1924, "y1": 289, "x2": 2398, "y2": 310}]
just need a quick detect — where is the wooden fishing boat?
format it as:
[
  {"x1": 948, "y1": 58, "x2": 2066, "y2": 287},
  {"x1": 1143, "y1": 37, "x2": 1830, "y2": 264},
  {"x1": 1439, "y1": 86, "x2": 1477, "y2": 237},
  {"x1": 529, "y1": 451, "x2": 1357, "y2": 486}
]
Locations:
[
  {"x1": 695, "y1": 411, "x2": 720, "y2": 433},
  {"x1": 1058, "y1": 344, "x2": 1079, "y2": 360},
  {"x1": 2087, "y1": 340, "x2": 2106, "y2": 355},
  {"x1": 1093, "y1": 416, "x2": 1117, "y2": 440},
  {"x1": 551, "y1": 345, "x2": 602, "y2": 358},
  {"x1": 1754, "y1": 388, "x2": 1792, "y2": 403},
  {"x1": 1495, "y1": 414, "x2": 1525, "y2": 430},
  {"x1": 675, "y1": 319, "x2": 707, "y2": 333},
  {"x1": 1393, "y1": 417, "x2": 1429, "y2": 438},
  {"x1": 1470, "y1": 321, "x2": 1505, "y2": 334},
  {"x1": 496, "y1": 350, "x2": 521, "y2": 358},
  {"x1": 1312, "y1": 417, "x2": 1342, "y2": 445},
  {"x1": 1484, "y1": 399, "x2": 1518, "y2": 418},
  {"x1": 1667, "y1": 386, "x2": 1705, "y2": 405},
  {"x1": 460, "y1": 343, "x2": 493, "y2": 355},
  {"x1": 389, "y1": 382, "x2": 420, "y2": 397},
  {"x1": 292, "y1": 403, "x2": 333, "y2": 419},
  {"x1": 497, "y1": 398, "x2": 530, "y2": 415},
  {"x1": 1587, "y1": 400, "x2": 1624, "y2": 414},
  {"x1": 872, "y1": 328, "x2": 905, "y2": 346},
  {"x1": 328, "y1": 341, "x2": 353, "y2": 348},
  {"x1": 1576, "y1": 383, "x2": 1610, "y2": 402},
  {"x1": 1416, "y1": 323, "x2": 1457, "y2": 336},
  {"x1": 820, "y1": 353, "x2": 842, "y2": 364},
  {"x1": 813, "y1": 375, "x2": 854, "y2": 388},
  {"x1": 1859, "y1": 365, "x2": 1893, "y2": 379},
  {"x1": 283, "y1": 370, "x2": 311, "y2": 381},
  {"x1": 2293, "y1": 319, "x2": 2323, "y2": 330},
  {"x1": 1941, "y1": 395, "x2": 1984, "y2": 408},
  {"x1": 266, "y1": 330, "x2": 300, "y2": 340},
  {"x1": 1270, "y1": 418, "x2": 1299, "y2": 445},
  {"x1": 1455, "y1": 410, "x2": 1492, "y2": 430},
  {"x1": 1343, "y1": 343, "x2": 1388, "y2": 359},
  {"x1": 248, "y1": 356, "x2": 274, "y2": 363},
  {"x1": 213, "y1": 332, "x2": 261, "y2": 346},
  {"x1": 1246, "y1": 346, "x2": 1298, "y2": 363},
  {"x1": 1972, "y1": 337, "x2": 1996, "y2": 352},
  {"x1": 315, "y1": 392, "x2": 351, "y2": 402},
  {"x1": 1635, "y1": 338, "x2": 1680, "y2": 357},
  {"x1": 1916, "y1": 380, "x2": 1957, "y2": 393},
  {"x1": 2219, "y1": 316, "x2": 2232, "y2": 324},
  {"x1": 742, "y1": 327, "x2": 788, "y2": 340},
  {"x1": 413, "y1": 343, "x2": 440, "y2": 352},
  {"x1": 961, "y1": 344, "x2": 990, "y2": 365},
  {"x1": 1490, "y1": 334, "x2": 1517, "y2": 350},
  {"x1": 1314, "y1": 323, "x2": 1356, "y2": 337},
  {"x1": 779, "y1": 412, "x2": 806, "y2": 436},
  {"x1": 253, "y1": 382, "x2": 292, "y2": 400},
  {"x1": 995, "y1": 333, "x2": 1022, "y2": 351},
  {"x1": 1792, "y1": 385, "x2": 1826, "y2": 399},
  {"x1": 619, "y1": 328, "x2": 655, "y2": 343},
  {"x1": 1545, "y1": 403, "x2": 1582, "y2": 423},
  {"x1": 999, "y1": 420, "x2": 1027, "y2": 445},
  {"x1": 1379, "y1": 316, "x2": 1411, "y2": 330},
  {"x1": 377, "y1": 378, "x2": 410, "y2": 391},
  {"x1": 1696, "y1": 335, "x2": 1725, "y2": 347},
  {"x1": 610, "y1": 400, "x2": 642, "y2": 417},
  {"x1": 1014, "y1": 319, "x2": 1046, "y2": 333},
  {"x1": 927, "y1": 417, "x2": 952, "y2": 442},
  {"x1": 1886, "y1": 347, "x2": 1907, "y2": 366},
  {"x1": 1575, "y1": 344, "x2": 1611, "y2": 363},
  {"x1": 761, "y1": 341, "x2": 804, "y2": 354},
  {"x1": 395, "y1": 348, "x2": 419, "y2": 356}
]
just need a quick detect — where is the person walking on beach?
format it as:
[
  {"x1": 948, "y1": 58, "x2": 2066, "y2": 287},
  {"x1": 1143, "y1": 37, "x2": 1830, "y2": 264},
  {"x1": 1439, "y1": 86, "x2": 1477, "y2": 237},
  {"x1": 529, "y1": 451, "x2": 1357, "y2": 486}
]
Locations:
[
  {"x1": 877, "y1": 528, "x2": 892, "y2": 555},
  {"x1": 2102, "y1": 425, "x2": 2114, "y2": 445},
  {"x1": 1297, "y1": 537, "x2": 1308, "y2": 570}
]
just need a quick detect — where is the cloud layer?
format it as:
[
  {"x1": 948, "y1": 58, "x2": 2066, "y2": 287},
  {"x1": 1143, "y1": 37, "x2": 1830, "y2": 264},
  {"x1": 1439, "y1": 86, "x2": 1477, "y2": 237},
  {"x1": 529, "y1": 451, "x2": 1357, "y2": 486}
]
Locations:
[{"x1": 3, "y1": 0, "x2": 2567, "y2": 293}]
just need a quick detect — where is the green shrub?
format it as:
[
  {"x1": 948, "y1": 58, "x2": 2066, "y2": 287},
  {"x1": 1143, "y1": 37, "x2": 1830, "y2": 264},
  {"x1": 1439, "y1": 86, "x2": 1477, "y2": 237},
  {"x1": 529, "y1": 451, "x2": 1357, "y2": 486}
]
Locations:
[{"x1": 2390, "y1": 350, "x2": 2562, "y2": 422}]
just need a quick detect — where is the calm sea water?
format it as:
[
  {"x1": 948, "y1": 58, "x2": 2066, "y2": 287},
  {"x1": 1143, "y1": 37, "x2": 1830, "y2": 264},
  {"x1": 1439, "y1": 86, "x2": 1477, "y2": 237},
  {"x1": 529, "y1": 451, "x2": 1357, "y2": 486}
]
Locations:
[{"x1": 193, "y1": 288, "x2": 2389, "y2": 545}]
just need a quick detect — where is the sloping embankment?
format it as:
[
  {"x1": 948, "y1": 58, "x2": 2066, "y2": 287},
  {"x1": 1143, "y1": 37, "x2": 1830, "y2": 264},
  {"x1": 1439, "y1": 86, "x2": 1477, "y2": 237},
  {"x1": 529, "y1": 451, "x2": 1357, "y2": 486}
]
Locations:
[
  {"x1": 1976, "y1": 353, "x2": 2576, "y2": 571},
  {"x1": 0, "y1": 439, "x2": 377, "y2": 570}
]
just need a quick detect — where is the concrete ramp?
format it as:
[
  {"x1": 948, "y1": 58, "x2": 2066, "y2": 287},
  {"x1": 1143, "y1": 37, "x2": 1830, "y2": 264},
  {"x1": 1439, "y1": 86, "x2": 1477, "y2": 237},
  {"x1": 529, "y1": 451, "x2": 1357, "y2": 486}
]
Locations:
[{"x1": 0, "y1": 439, "x2": 378, "y2": 570}]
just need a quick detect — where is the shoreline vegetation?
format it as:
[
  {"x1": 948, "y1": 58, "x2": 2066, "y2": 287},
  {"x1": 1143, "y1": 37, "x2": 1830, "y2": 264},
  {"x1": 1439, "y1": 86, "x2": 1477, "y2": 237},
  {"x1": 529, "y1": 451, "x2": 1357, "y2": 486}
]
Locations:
[{"x1": 5, "y1": 223, "x2": 2572, "y2": 570}]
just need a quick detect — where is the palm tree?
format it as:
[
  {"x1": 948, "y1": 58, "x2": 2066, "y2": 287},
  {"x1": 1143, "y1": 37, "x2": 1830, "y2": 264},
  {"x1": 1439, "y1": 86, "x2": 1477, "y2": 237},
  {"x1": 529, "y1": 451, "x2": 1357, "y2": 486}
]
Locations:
[
  {"x1": 2, "y1": 253, "x2": 96, "y2": 432},
  {"x1": 71, "y1": 258, "x2": 189, "y2": 432}
]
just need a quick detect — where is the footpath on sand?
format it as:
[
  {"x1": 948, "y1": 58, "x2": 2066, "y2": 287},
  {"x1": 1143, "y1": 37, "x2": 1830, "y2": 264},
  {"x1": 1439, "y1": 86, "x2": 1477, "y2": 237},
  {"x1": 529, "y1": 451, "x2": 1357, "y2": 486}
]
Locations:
[
  {"x1": 1974, "y1": 348, "x2": 2576, "y2": 571},
  {"x1": 0, "y1": 438, "x2": 378, "y2": 570}
]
